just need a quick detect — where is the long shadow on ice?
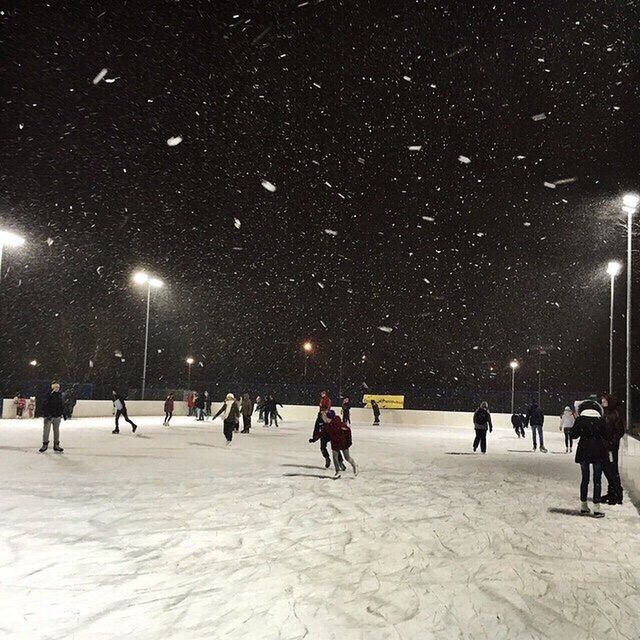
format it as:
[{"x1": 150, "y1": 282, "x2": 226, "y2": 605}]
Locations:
[
  {"x1": 283, "y1": 473, "x2": 335, "y2": 479},
  {"x1": 445, "y1": 452, "x2": 476, "y2": 455},
  {"x1": 548, "y1": 507, "x2": 587, "y2": 517},
  {"x1": 281, "y1": 464, "x2": 327, "y2": 470}
]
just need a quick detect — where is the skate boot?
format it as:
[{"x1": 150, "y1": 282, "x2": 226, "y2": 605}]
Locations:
[
  {"x1": 226, "y1": 440, "x2": 232, "y2": 446},
  {"x1": 593, "y1": 503, "x2": 605, "y2": 518},
  {"x1": 39, "y1": 441, "x2": 49, "y2": 453},
  {"x1": 112, "y1": 428, "x2": 119, "y2": 434},
  {"x1": 353, "y1": 464, "x2": 359, "y2": 477},
  {"x1": 540, "y1": 446, "x2": 548, "y2": 453},
  {"x1": 580, "y1": 501, "x2": 591, "y2": 515},
  {"x1": 340, "y1": 463, "x2": 347, "y2": 471},
  {"x1": 325, "y1": 458, "x2": 331, "y2": 469},
  {"x1": 333, "y1": 472, "x2": 341, "y2": 479},
  {"x1": 53, "y1": 443, "x2": 64, "y2": 453},
  {"x1": 132, "y1": 424, "x2": 138, "y2": 433}
]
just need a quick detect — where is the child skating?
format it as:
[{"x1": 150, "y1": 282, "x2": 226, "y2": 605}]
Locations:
[{"x1": 309, "y1": 410, "x2": 357, "y2": 478}]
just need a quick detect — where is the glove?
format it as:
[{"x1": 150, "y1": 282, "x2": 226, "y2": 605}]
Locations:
[
  {"x1": 489, "y1": 427, "x2": 492, "y2": 433},
  {"x1": 308, "y1": 438, "x2": 314, "y2": 443}
]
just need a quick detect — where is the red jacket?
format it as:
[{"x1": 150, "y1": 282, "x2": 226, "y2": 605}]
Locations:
[
  {"x1": 164, "y1": 397, "x2": 174, "y2": 412},
  {"x1": 319, "y1": 395, "x2": 331, "y2": 412},
  {"x1": 313, "y1": 417, "x2": 351, "y2": 451}
]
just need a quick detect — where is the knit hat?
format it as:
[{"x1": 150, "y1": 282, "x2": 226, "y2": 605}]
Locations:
[
  {"x1": 326, "y1": 409, "x2": 336, "y2": 419},
  {"x1": 225, "y1": 393, "x2": 235, "y2": 400},
  {"x1": 578, "y1": 400, "x2": 603, "y2": 416}
]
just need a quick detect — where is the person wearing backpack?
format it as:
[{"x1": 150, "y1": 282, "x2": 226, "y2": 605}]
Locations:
[{"x1": 472, "y1": 401, "x2": 493, "y2": 453}]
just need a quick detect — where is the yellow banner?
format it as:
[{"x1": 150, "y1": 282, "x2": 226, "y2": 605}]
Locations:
[{"x1": 363, "y1": 394, "x2": 404, "y2": 409}]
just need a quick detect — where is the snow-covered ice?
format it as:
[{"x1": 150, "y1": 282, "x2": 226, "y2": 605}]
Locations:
[{"x1": 1, "y1": 417, "x2": 638, "y2": 640}]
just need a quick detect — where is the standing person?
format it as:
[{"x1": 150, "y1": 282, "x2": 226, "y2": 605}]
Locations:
[
  {"x1": 600, "y1": 394, "x2": 625, "y2": 505},
  {"x1": 163, "y1": 392, "x2": 175, "y2": 426},
  {"x1": 371, "y1": 399, "x2": 381, "y2": 426},
  {"x1": 472, "y1": 401, "x2": 493, "y2": 453},
  {"x1": 560, "y1": 406, "x2": 575, "y2": 453},
  {"x1": 204, "y1": 391, "x2": 212, "y2": 419},
  {"x1": 27, "y1": 396, "x2": 36, "y2": 419},
  {"x1": 569, "y1": 400, "x2": 607, "y2": 517},
  {"x1": 193, "y1": 392, "x2": 205, "y2": 421},
  {"x1": 267, "y1": 395, "x2": 283, "y2": 427},
  {"x1": 15, "y1": 394, "x2": 26, "y2": 418},
  {"x1": 511, "y1": 412, "x2": 525, "y2": 438},
  {"x1": 63, "y1": 386, "x2": 77, "y2": 420},
  {"x1": 187, "y1": 391, "x2": 195, "y2": 417},
  {"x1": 240, "y1": 393, "x2": 253, "y2": 433},
  {"x1": 255, "y1": 395, "x2": 264, "y2": 422},
  {"x1": 112, "y1": 390, "x2": 138, "y2": 434},
  {"x1": 525, "y1": 402, "x2": 547, "y2": 452},
  {"x1": 213, "y1": 393, "x2": 240, "y2": 445},
  {"x1": 39, "y1": 382, "x2": 64, "y2": 453},
  {"x1": 309, "y1": 410, "x2": 357, "y2": 478},
  {"x1": 341, "y1": 397, "x2": 351, "y2": 425}
]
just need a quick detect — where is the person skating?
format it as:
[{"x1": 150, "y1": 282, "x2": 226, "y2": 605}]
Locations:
[
  {"x1": 62, "y1": 386, "x2": 77, "y2": 420},
  {"x1": 204, "y1": 391, "x2": 212, "y2": 419},
  {"x1": 213, "y1": 393, "x2": 241, "y2": 445},
  {"x1": 472, "y1": 401, "x2": 493, "y2": 453},
  {"x1": 194, "y1": 392, "x2": 205, "y2": 421},
  {"x1": 600, "y1": 394, "x2": 625, "y2": 505},
  {"x1": 240, "y1": 393, "x2": 253, "y2": 433},
  {"x1": 569, "y1": 400, "x2": 607, "y2": 517},
  {"x1": 560, "y1": 406, "x2": 575, "y2": 453},
  {"x1": 312, "y1": 390, "x2": 344, "y2": 469},
  {"x1": 341, "y1": 397, "x2": 351, "y2": 425},
  {"x1": 525, "y1": 402, "x2": 547, "y2": 452},
  {"x1": 164, "y1": 392, "x2": 175, "y2": 426},
  {"x1": 266, "y1": 395, "x2": 283, "y2": 427},
  {"x1": 309, "y1": 410, "x2": 357, "y2": 478},
  {"x1": 511, "y1": 412, "x2": 525, "y2": 438},
  {"x1": 112, "y1": 390, "x2": 138, "y2": 434},
  {"x1": 371, "y1": 399, "x2": 381, "y2": 425},
  {"x1": 39, "y1": 382, "x2": 64, "y2": 453},
  {"x1": 255, "y1": 395, "x2": 264, "y2": 422}
]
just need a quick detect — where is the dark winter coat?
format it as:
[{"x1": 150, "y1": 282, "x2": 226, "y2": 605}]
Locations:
[
  {"x1": 371, "y1": 401, "x2": 380, "y2": 417},
  {"x1": 241, "y1": 396, "x2": 253, "y2": 416},
  {"x1": 569, "y1": 413, "x2": 607, "y2": 464},
  {"x1": 312, "y1": 417, "x2": 351, "y2": 451},
  {"x1": 511, "y1": 414, "x2": 524, "y2": 428},
  {"x1": 602, "y1": 395, "x2": 625, "y2": 451},
  {"x1": 525, "y1": 405, "x2": 544, "y2": 427},
  {"x1": 195, "y1": 395, "x2": 205, "y2": 410},
  {"x1": 44, "y1": 390, "x2": 64, "y2": 418},
  {"x1": 213, "y1": 400, "x2": 240, "y2": 423},
  {"x1": 164, "y1": 397, "x2": 174, "y2": 412},
  {"x1": 473, "y1": 407, "x2": 493, "y2": 431}
]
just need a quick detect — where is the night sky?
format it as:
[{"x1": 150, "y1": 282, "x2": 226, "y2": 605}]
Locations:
[{"x1": 1, "y1": 1, "x2": 638, "y2": 399}]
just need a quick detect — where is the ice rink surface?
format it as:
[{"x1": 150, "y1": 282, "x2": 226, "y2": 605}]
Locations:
[{"x1": 1, "y1": 416, "x2": 638, "y2": 640}]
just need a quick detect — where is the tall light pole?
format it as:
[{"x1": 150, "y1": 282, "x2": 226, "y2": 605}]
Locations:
[
  {"x1": 606, "y1": 261, "x2": 622, "y2": 393},
  {"x1": 510, "y1": 360, "x2": 519, "y2": 414},
  {"x1": 186, "y1": 357, "x2": 194, "y2": 386},
  {"x1": 133, "y1": 271, "x2": 163, "y2": 400},
  {"x1": 302, "y1": 341, "x2": 313, "y2": 378},
  {"x1": 623, "y1": 193, "x2": 638, "y2": 430},
  {"x1": 0, "y1": 230, "x2": 25, "y2": 283}
]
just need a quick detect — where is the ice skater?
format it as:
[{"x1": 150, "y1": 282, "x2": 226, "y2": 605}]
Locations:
[
  {"x1": 204, "y1": 390, "x2": 212, "y2": 419},
  {"x1": 569, "y1": 400, "x2": 606, "y2": 518},
  {"x1": 240, "y1": 393, "x2": 253, "y2": 433},
  {"x1": 511, "y1": 412, "x2": 525, "y2": 438},
  {"x1": 600, "y1": 394, "x2": 624, "y2": 505},
  {"x1": 371, "y1": 399, "x2": 381, "y2": 425},
  {"x1": 39, "y1": 382, "x2": 64, "y2": 453},
  {"x1": 194, "y1": 392, "x2": 205, "y2": 421},
  {"x1": 312, "y1": 390, "x2": 343, "y2": 469},
  {"x1": 212, "y1": 393, "x2": 240, "y2": 445},
  {"x1": 560, "y1": 406, "x2": 575, "y2": 453},
  {"x1": 309, "y1": 410, "x2": 357, "y2": 478},
  {"x1": 472, "y1": 401, "x2": 493, "y2": 453},
  {"x1": 164, "y1": 392, "x2": 174, "y2": 426},
  {"x1": 112, "y1": 390, "x2": 138, "y2": 434},
  {"x1": 267, "y1": 395, "x2": 283, "y2": 427},
  {"x1": 525, "y1": 402, "x2": 547, "y2": 452},
  {"x1": 341, "y1": 397, "x2": 351, "y2": 425}
]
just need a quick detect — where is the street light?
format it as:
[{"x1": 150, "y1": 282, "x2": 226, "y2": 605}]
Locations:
[
  {"x1": 509, "y1": 360, "x2": 519, "y2": 414},
  {"x1": 186, "y1": 357, "x2": 194, "y2": 385},
  {"x1": 302, "y1": 341, "x2": 313, "y2": 378},
  {"x1": 622, "y1": 194, "x2": 638, "y2": 430},
  {"x1": 29, "y1": 359, "x2": 38, "y2": 366},
  {"x1": 132, "y1": 271, "x2": 164, "y2": 400},
  {"x1": 0, "y1": 230, "x2": 25, "y2": 282},
  {"x1": 606, "y1": 261, "x2": 622, "y2": 393}
]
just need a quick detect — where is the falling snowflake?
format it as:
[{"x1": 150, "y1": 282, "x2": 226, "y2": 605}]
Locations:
[
  {"x1": 234, "y1": 218, "x2": 241, "y2": 229},
  {"x1": 422, "y1": 216, "x2": 435, "y2": 222},
  {"x1": 324, "y1": 229, "x2": 338, "y2": 236},
  {"x1": 408, "y1": 145, "x2": 423, "y2": 151},
  {"x1": 92, "y1": 68, "x2": 108, "y2": 84},
  {"x1": 167, "y1": 136, "x2": 183, "y2": 147},
  {"x1": 531, "y1": 113, "x2": 547, "y2": 121},
  {"x1": 46, "y1": 238, "x2": 54, "y2": 246},
  {"x1": 458, "y1": 155, "x2": 471, "y2": 164},
  {"x1": 543, "y1": 182, "x2": 556, "y2": 189},
  {"x1": 378, "y1": 326, "x2": 393, "y2": 333},
  {"x1": 261, "y1": 179, "x2": 277, "y2": 192},
  {"x1": 403, "y1": 75, "x2": 411, "y2": 81}
]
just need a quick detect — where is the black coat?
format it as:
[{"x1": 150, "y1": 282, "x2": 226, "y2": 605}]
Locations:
[
  {"x1": 44, "y1": 391, "x2": 64, "y2": 418},
  {"x1": 511, "y1": 414, "x2": 523, "y2": 428},
  {"x1": 569, "y1": 414, "x2": 607, "y2": 464},
  {"x1": 525, "y1": 405, "x2": 544, "y2": 427},
  {"x1": 602, "y1": 398, "x2": 625, "y2": 451},
  {"x1": 195, "y1": 395, "x2": 205, "y2": 410}
]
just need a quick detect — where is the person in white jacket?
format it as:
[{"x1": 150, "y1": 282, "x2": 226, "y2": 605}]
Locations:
[
  {"x1": 560, "y1": 406, "x2": 575, "y2": 453},
  {"x1": 212, "y1": 393, "x2": 241, "y2": 445}
]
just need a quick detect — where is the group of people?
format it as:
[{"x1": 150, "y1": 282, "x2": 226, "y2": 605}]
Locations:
[{"x1": 474, "y1": 393, "x2": 626, "y2": 517}]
